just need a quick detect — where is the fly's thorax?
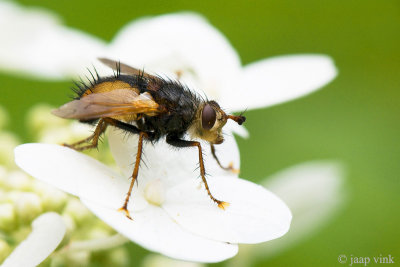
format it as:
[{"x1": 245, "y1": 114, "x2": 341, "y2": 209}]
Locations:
[{"x1": 188, "y1": 101, "x2": 227, "y2": 144}]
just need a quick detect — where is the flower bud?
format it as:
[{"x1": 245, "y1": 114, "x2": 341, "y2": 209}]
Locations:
[
  {"x1": 106, "y1": 247, "x2": 129, "y2": 267},
  {"x1": 27, "y1": 104, "x2": 66, "y2": 136},
  {"x1": 0, "y1": 239, "x2": 11, "y2": 263},
  {"x1": 2, "y1": 171, "x2": 32, "y2": 191},
  {"x1": 0, "y1": 132, "x2": 20, "y2": 167},
  {"x1": 0, "y1": 203, "x2": 16, "y2": 232},
  {"x1": 33, "y1": 182, "x2": 68, "y2": 212},
  {"x1": 14, "y1": 192, "x2": 43, "y2": 223},
  {"x1": 63, "y1": 198, "x2": 91, "y2": 225}
]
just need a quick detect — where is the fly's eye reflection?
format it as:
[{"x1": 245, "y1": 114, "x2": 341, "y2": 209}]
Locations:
[{"x1": 202, "y1": 104, "x2": 216, "y2": 130}]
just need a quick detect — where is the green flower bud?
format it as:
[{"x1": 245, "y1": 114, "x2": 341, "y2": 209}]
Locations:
[
  {"x1": 106, "y1": 247, "x2": 129, "y2": 267},
  {"x1": 0, "y1": 203, "x2": 16, "y2": 232},
  {"x1": 63, "y1": 199, "x2": 91, "y2": 226},
  {"x1": 38, "y1": 122, "x2": 92, "y2": 145},
  {"x1": 33, "y1": 182, "x2": 68, "y2": 212},
  {"x1": 0, "y1": 166, "x2": 8, "y2": 187},
  {"x1": 0, "y1": 132, "x2": 20, "y2": 167},
  {"x1": 14, "y1": 192, "x2": 43, "y2": 223},
  {"x1": 26, "y1": 104, "x2": 66, "y2": 137},
  {"x1": 0, "y1": 239, "x2": 12, "y2": 263},
  {"x1": 2, "y1": 171, "x2": 32, "y2": 191},
  {"x1": 65, "y1": 251, "x2": 90, "y2": 267},
  {"x1": 12, "y1": 225, "x2": 31, "y2": 245}
]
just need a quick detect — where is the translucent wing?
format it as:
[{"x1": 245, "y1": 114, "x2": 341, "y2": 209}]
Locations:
[
  {"x1": 98, "y1": 57, "x2": 158, "y2": 80},
  {"x1": 52, "y1": 89, "x2": 161, "y2": 120}
]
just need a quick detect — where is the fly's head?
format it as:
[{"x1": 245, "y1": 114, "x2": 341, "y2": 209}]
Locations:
[{"x1": 189, "y1": 101, "x2": 246, "y2": 145}]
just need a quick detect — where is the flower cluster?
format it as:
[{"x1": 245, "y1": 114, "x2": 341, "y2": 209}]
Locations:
[
  {"x1": 0, "y1": 105, "x2": 129, "y2": 267},
  {"x1": 0, "y1": 1, "x2": 343, "y2": 266}
]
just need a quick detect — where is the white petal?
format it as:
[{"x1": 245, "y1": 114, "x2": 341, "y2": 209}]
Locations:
[
  {"x1": 15, "y1": 144, "x2": 80, "y2": 196},
  {"x1": 263, "y1": 161, "x2": 345, "y2": 244},
  {"x1": 108, "y1": 13, "x2": 241, "y2": 100},
  {"x1": 162, "y1": 176, "x2": 292, "y2": 244},
  {"x1": 241, "y1": 161, "x2": 345, "y2": 260},
  {"x1": 228, "y1": 55, "x2": 338, "y2": 111},
  {"x1": 0, "y1": 1, "x2": 106, "y2": 79},
  {"x1": 14, "y1": 143, "x2": 147, "y2": 210},
  {"x1": 82, "y1": 199, "x2": 238, "y2": 263},
  {"x1": 1, "y1": 212, "x2": 66, "y2": 267},
  {"x1": 107, "y1": 127, "x2": 240, "y2": 190}
]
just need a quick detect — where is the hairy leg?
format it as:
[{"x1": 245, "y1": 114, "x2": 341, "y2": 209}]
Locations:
[
  {"x1": 118, "y1": 131, "x2": 148, "y2": 220},
  {"x1": 166, "y1": 135, "x2": 229, "y2": 210},
  {"x1": 63, "y1": 118, "x2": 143, "y2": 151}
]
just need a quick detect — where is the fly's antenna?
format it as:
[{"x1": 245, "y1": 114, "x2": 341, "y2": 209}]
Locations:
[
  {"x1": 228, "y1": 108, "x2": 247, "y2": 125},
  {"x1": 227, "y1": 113, "x2": 246, "y2": 125},
  {"x1": 227, "y1": 115, "x2": 246, "y2": 125}
]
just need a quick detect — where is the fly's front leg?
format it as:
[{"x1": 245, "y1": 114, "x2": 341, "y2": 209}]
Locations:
[
  {"x1": 166, "y1": 135, "x2": 229, "y2": 210},
  {"x1": 210, "y1": 144, "x2": 240, "y2": 174}
]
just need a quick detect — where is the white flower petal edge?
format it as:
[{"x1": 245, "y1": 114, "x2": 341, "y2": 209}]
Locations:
[
  {"x1": 227, "y1": 55, "x2": 338, "y2": 111},
  {"x1": 108, "y1": 13, "x2": 241, "y2": 100},
  {"x1": 227, "y1": 161, "x2": 345, "y2": 266},
  {"x1": 256, "y1": 161, "x2": 345, "y2": 259},
  {"x1": 264, "y1": 161, "x2": 345, "y2": 239},
  {"x1": 0, "y1": 3, "x2": 338, "y2": 116},
  {"x1": 1, "y1": 212, "x2": 66, "y2": 267},
  {"x1": 14, "y1": 143, "x2": 147, "y2": 210},
  {"x1": 107, "y1": 127, "x2": 240, "y2": 185},
  {"x1": 82, "y1": 199, "x2": 238, "y2": 263},
  {"x1": 163, "y1": 177, "x2": 292, "y2": 244},
  {"x1": 0, "y1": 1, "x2": 106, "y2": 79}
]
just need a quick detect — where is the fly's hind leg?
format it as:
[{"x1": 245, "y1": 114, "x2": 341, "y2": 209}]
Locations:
[
  {"x1": 63, "y1": 119, "x2": 107, "y2": 151},
  {"x1": 167, "y1": 135, "x2": 229, "y2": 210},
  {"x1": 210, "y1": 144, "x2": 240, "y2": 174}
]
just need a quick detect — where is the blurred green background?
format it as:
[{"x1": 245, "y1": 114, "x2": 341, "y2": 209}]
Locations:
[{"x1": 1, "y1": 0, "x2": 399, "y2": 266}]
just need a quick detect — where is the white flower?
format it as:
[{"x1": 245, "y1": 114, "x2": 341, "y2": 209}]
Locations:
[
  {"x1": 15, "y1": 128, "x2": 292, "y2": 262},
  {"x1": 3, "y1": 1, "x2": 339, "y2": 264},
  {"x1": 228, "y1": 161, "x2": 345, "y2": 266},
  {"x1": 0, "y1": 2, "x2": 337, "y2": 119},
  {"x1": 263, "y1": 161, "x2": 345, "y2": 250}
]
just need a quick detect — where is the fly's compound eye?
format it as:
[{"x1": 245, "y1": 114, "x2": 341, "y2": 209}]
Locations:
[{"x1": 202, "y1": 104, "x2": 216, "y2": 130}]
